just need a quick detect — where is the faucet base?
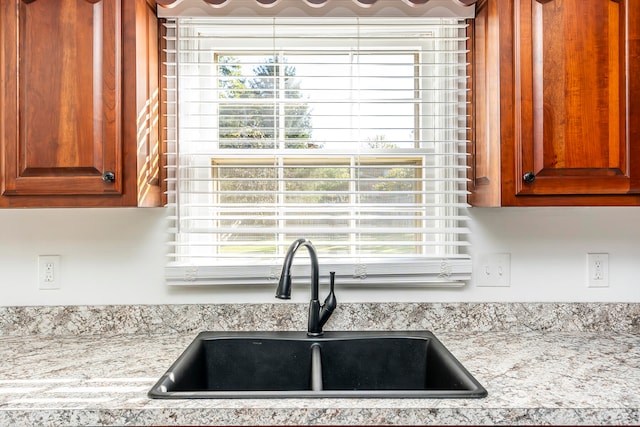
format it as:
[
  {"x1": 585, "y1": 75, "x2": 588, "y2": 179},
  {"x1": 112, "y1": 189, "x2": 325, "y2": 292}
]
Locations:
[{"x1": 307, "y1": 299, "x2": 322, "y2": 336}]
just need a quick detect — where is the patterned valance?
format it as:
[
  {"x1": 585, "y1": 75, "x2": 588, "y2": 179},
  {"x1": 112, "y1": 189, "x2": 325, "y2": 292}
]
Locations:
[
  {"x1": 157, "y1": 0, "x2": 478, "y2": 5},
  {"x1": 156, "y1": 0, "x2": 478, "y2": 18}
]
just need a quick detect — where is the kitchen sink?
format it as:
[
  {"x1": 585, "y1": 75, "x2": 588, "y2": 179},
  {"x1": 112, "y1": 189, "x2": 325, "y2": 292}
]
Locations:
[{"x1": 148, "y1": 331, "x2": 487, "y2": 399}]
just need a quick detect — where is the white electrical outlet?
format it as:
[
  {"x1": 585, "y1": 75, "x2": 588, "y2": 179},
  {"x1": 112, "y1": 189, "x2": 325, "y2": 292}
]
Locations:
[
  {"x1": 38, "y1": 255, "x2": 61, "y2": 290},
  {"x1": 476, "y1": 253, "x2": 511, "y2": 287},
  {"x1": 587, "y1": 253, "x2": 609, "y2": 288}
]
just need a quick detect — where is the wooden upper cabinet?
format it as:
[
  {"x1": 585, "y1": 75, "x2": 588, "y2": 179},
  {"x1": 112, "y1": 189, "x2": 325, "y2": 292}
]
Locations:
[
  {"x1": 0, "y1": 0, "x2": 161, "y2": 207},
  {"x1": 471, "y1": 0, "x2": 640, "y2": 206}
]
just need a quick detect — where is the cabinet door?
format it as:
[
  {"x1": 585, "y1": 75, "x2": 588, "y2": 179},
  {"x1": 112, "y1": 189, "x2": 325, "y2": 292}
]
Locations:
[
  {"x1": 513, "y1": 0, "x2": 637, "y2": 197},
  {"x1": 1, "y1": 0, "x2": 123, "y2": 197}
]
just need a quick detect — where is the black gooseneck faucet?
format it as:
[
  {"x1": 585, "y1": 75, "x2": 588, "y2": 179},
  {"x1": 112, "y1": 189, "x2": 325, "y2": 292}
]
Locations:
[{"x1": 275, "y1": 238, "x2": 337, "y2": 336}]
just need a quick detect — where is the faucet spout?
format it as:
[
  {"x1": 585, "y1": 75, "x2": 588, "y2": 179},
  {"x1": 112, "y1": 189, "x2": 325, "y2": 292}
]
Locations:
[{"x1": 275, "y1": 238, "x2": 337, "y2": 336}]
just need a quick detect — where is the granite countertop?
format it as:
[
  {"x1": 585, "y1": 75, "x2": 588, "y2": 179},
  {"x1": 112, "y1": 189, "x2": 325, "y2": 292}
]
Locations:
[{"x1": 0, "y1": 303, "x2": 638, "y2": 426}]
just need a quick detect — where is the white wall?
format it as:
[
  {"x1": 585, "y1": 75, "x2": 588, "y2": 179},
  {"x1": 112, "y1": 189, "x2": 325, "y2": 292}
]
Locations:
[{"x1": 0, "y1": 206, "x2": 638, "y2": 306}]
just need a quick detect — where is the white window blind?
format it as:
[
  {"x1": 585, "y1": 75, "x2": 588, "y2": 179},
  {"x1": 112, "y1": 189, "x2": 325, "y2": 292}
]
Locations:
[{"x1": 164, "y1": 17, "x2": 472, "y2": 286}]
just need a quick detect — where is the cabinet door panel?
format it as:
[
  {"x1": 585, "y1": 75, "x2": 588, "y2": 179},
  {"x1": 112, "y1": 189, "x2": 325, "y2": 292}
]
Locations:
[
  {"x1": 515, "y1": 0, "x2": 630, "y2": 196},
  {"x1": 1, "y1": 0, "x2": 122, "y2": 196}
]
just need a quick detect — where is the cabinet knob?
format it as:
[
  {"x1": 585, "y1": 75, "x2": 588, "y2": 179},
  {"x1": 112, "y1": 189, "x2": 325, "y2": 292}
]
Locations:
[
  {"x1": 523, "y1": 172, "x2": 536, "y2": 183},
  {"x1": 102, "y1": 171, "x2": 116, "y2": 183}
]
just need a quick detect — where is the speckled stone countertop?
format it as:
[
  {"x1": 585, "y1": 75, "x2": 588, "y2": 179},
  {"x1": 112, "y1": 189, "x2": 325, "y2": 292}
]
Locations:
[{"x1": 0, "y1": 303, "x2": 638, "y2": 426}]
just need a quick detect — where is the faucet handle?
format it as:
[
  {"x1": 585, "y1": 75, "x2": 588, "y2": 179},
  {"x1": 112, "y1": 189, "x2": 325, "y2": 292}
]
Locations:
[{"x1": 319, "y1": 272, "x2": 337, "y2": 328}]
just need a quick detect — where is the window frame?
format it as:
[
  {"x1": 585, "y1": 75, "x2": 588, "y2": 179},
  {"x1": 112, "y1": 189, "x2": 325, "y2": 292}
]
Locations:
[{"x1": 163, "y1": 17, "x2": 472, "y2": 286}]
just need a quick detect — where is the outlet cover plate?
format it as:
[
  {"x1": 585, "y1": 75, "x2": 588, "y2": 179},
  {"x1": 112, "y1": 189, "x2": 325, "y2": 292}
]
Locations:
[
  {"x1": 587, "y1": 253, "x2": 609, "y2": 288},
  {"x1": 38, "y1": 255, "x2": 61, "y2": 290}
]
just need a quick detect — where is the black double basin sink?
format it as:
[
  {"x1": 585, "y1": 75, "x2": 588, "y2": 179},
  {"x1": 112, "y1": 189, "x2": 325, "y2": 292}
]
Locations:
[{"x1": 148, "y1": 331, "x2": 487, "y2": 399}]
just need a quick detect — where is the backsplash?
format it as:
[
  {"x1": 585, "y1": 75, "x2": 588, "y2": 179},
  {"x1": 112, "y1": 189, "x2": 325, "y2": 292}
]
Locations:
[{"x1": 1, "y1": 303, "x2": 638, "y2": 336}]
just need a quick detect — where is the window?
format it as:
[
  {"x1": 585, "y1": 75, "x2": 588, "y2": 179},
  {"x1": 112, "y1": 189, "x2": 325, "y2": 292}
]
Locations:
[{"x1": 164, "y1": 17, "x2": 471, "y2": 286}]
